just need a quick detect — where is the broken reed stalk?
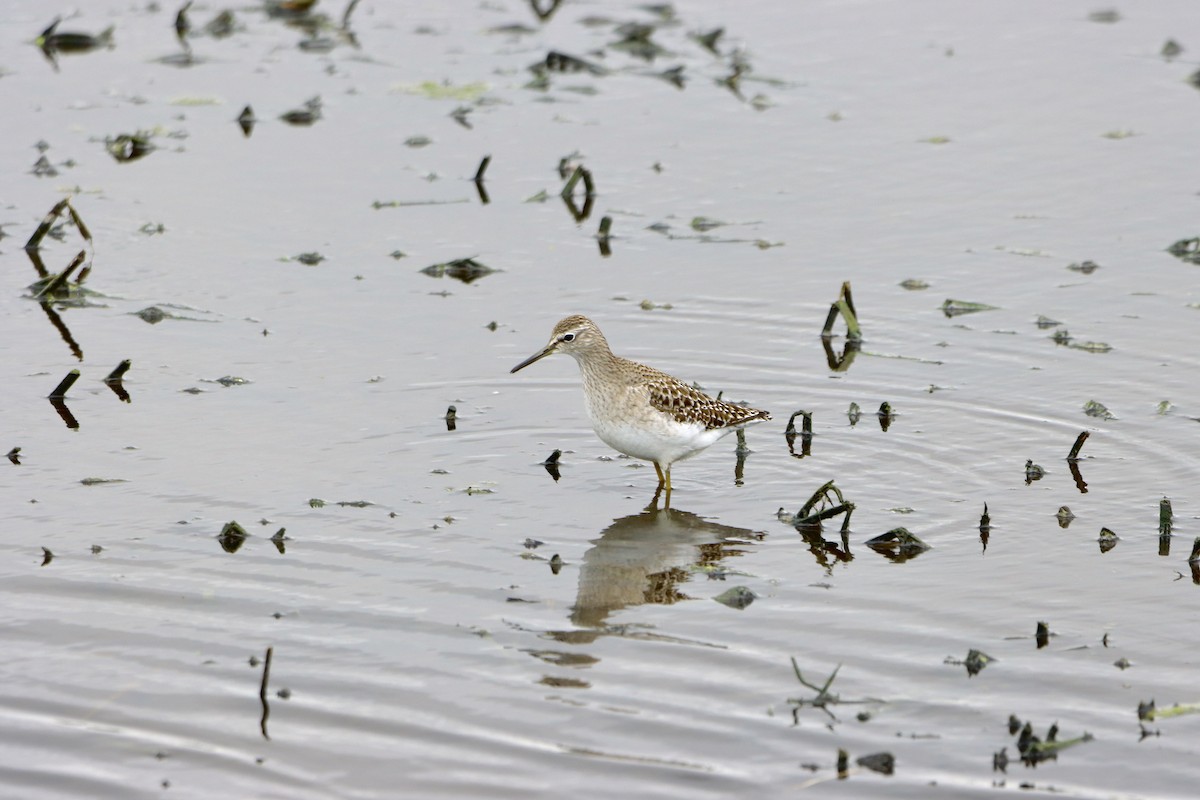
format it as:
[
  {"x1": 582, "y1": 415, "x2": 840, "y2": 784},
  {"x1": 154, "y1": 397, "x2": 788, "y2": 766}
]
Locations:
[
  {"x1": 820, "y1": 281, "x2": 861, "y2": 341},
  {"x1": 798, "y1": 479, "x2": 845, "y2": 518},
  {"x1": 36, "y1": 251, "x2": 87, "y2": 299},
  {"x1": 786, "y1": 410, "x2": 813, "y2": 437},
  {"x1": 1188, "y1": 537, "x2": 1200, "y2": 563},
  {"x1": 1067, "y1": 431, "x2": 1089, "y2": 461},
  {"x1": 49, "y1": 369, "x2": 81, "y2": 399},
  {"x1": 1159, "y1": 497, "x2": 1173, "y2": 536},
  {"x1": 474, "y1": 154, "x2": 491, "y2": 183},
  {"x1": 26, "y1": 198, "x2": 70, "y2": 251},
  {"x1": 105, "y1": 359, "x2": 132, "y2": 384},
  {"x1": 560, "y1": 165, "x2": 594, "y2": 200},
  {"x1": 597, "y1": 215, "x2": 612, "y2": 239}
]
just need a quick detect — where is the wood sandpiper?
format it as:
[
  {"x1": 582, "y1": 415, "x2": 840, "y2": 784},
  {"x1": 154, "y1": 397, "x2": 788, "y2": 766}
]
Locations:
[{"x1": 511, "y1": 315, "x2": 770, "y2": 503}]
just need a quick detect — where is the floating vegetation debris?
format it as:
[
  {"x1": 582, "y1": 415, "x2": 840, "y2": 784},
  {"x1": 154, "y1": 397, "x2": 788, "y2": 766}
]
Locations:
[
  {"x1": 1162, "y1": 39, "x2": 1184, "y2": 59},
  {"x1": 847, "y1": 402, "x2": 861, "y2": 426},
  {"x1": 532, "y1": 50, "x2": 606, "y2": 77},
  {"x1": 788, "y1": 479, "x2": 855, "y2": 532},
  {"x1": 1138, "y1": 699, "x2": 1200, "y2": 722},
  {"x1": 638, "y1": 299, "x2": 672, "y2": 311},
  {"x1": 393, "y1": 81, "x2": 490, "y2": 101},
  {"x1": 542, "y1": 449, "x2": 562, "y2": 482},
  {"x1": 41, "y1": 547, "x2": 54, "y2": 567},
  {"x1": 1166, "y1": 236, "x2": 1200, "y2": 264},
  {"x1": 421, "y1": 257, "x2": 496, "y2": 284},
  {"x1": 106, "y1": 132, "x2": 155, "y2": 163},
  {"x1": 1067, "y1": 260, "x2": 1099, "y2": 274},
  {"x1": 1035, "y1": 315, "x2": 1061, "y2": 329},
  {"x1": 1056, "y1": 506, "x2": 1075, "y2": 528},
  {"x1": 1098, "y1": 527, "x2": 1119, "y2": 553},
  {"x1": 212, "y1": 376, "x2": 251, "y2": 387},
  {"x1": 692, "y1": 27, "x2": 724, "y2": 54},
  {"x1": 36, "y1": 18, "x2": 115, "y2": 69},
  {"x1": 237, "y1": 105, "x2": 256, "y2": 137},
  {"x1": 1069, "y1": 340, "x2": 1112, "y2": 353},
  {"x1": 854, "y1": 752, "x2": 895, "y2": 776},
  {"x1": 6, "y1": 448, "x2": 20, "y2": 465},
  {"x1": 1024, "y1": 459, "x2": 1045, "y2": 484},
  {"x1": 291, "y1": 252, "x2": 325, "y2": 266},
  {"x1": 80, "y1": 477, "x2": 126, "y2": 486},
  {"x1": 444, "y1": 405, "x2": 457, "y2": 432},
  {"x1": 877, "y1": 401, "x2": 895, "y2": 432},
  {"x1": 945, "y1": 648, "x2": 995, "y2": 677},
  {"x1": 865, "y1": 527, "x2": 930, "y2": 561},
  {"x1": 899, "y1": 278, "x2": 928, "y2": 290},
  {"x1": 941, "y1": 298, "x2": 998, "y2": 317},
  {"x1": 1035, "y1": 621, "x2": 1050, "y2": 648},
  {"x1": 713, "y1": 586, "x2": 755, "y2": 609},
  {"x1": 218, "y1": 521, "x2": 249, "y2": 553},
  {"x1": 1083, "y1": 400, "x2": 1115, "y2": 420},
  {"x1": 279, "y1": 96, "x2": 322, "y2": 126},
  {"x1": 995, "y1": 717, "x2": 1094, "y2": 770},
  {"x1": 786, "y1": 660, "x2": 881, "y2": 726}
]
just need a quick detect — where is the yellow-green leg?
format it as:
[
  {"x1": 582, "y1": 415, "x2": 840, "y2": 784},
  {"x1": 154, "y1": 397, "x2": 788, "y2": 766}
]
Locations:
[{"x1": 652, "y1": 462, "x2": 673, "y2": 507}]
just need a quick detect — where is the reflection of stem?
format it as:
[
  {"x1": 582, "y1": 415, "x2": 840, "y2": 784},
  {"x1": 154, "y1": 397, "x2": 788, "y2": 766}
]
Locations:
[
  {"x1": 259, "y1": 646, "x2": 274, "y2": 740},
  {"x1": 49, "y1": 398, "x2": 79, "y2": 430},
  {"x1": 39, "y1": 301, "x2": 83, "y2": 361},
  {"x1": 1068, "y1": 459, "x2": 1088, "y2": 494}
]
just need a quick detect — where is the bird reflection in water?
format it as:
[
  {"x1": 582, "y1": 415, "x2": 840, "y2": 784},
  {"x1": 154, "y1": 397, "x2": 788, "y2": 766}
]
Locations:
[{"x1": 557, "y1": 500, "x2": 764, "y2": 637}]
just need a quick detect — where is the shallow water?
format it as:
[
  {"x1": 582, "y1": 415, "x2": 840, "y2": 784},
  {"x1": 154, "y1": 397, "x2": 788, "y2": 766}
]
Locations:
[{"x1": 2, "y1": 0, "x2": 1200, "y2": 797}]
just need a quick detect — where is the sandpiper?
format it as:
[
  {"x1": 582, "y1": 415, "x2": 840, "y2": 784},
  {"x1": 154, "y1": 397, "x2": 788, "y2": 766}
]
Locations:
[{"x1": 511, "y1": 315, "x2": 770, "y2": 502}]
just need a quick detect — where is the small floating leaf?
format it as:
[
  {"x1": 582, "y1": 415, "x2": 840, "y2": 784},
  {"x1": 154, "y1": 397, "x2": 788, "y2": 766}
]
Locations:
[
  {"x1": 1166, "y1": 237, "x2": 1200, "y2": 264},
  {"x1": 865, "y1": 527, "x2": 930, "y2": 552},
  {"x1": 1069, "y1": 341, "x2": 1112, "y2": 353},
  {"x1": 1083, "y1": 400, "x2": 1115, "y2": 420},
  {"x1": 856, "y1": 753, "x2": 895, "y2": 775},
  {"x1": 941, "y1": 298, "x2": 998, "y2": 317},
  {"x1": 899, "y1": 279, "x2": 929, "y2": 290},
  {"x1": 713, "y1": 586, "x2": 756, "y2": 609},
  {"x1": 421, "y1": 257, "x2": 495, "y2": 284}
]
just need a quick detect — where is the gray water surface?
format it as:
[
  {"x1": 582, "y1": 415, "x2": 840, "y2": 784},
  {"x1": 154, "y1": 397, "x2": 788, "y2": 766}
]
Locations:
[{"x1": 2, "y1": 1, "x2": 1199, "y2": 797}]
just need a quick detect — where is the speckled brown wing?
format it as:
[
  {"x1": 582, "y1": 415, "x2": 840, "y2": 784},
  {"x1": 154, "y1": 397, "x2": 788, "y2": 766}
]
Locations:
[{"x1": 633, "y1": 362, "x2": 771, "y2": 430}]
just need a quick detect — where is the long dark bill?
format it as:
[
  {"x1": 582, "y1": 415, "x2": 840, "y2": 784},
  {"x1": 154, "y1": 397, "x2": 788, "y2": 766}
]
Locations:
[{"x1": 510, "y1": 346, "x2": 554, "y2": 374}]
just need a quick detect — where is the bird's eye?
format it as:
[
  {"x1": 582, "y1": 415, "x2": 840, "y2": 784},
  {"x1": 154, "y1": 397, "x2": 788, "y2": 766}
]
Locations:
[{"x1": 562, "y1": 333, "x2": 576, "y2": 342}]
